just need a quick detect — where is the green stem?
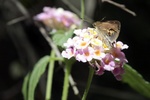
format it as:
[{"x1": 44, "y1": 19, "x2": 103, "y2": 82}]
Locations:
[
  {"x1": 45, "y1": 50, "x2": 55, "y2": 100},
  {"x1": 61, "y1": 63, "x2": 72, "y2": 100},
  {"x1": 80, "y1": 0, "x2": 85, "y2": 28},
  {"x1": 82, "y1": 67, "x2": 94, "y2": 100},
  {"x1": 50, "y1": 57, "x2": 64, "y2": 61},
  {"x1": 81, "y1": 0, "x2": 85, "y2": 19}
]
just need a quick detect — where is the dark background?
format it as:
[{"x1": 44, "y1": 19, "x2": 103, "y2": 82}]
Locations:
[{"x1": 0, "y1": 0, "x2": 150, "y2": 100}]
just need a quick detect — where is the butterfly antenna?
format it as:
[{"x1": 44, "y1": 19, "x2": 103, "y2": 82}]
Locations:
[
  {"x1": 81, "y1": 18, "x2": 92, "y2": 25},
  {"x1": 100, "y1": 17, "x2": 106, "y2": 22}
]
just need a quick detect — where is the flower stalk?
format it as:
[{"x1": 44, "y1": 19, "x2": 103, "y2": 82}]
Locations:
[
  {"x1": 82, "y1": 67, "x2": 94, "y2": 100},
  {"x1": 45, "y1": 50, "x2": 55, "y2": 100},
  {"x1": 62, "y1": 62, "x2": 72, "y2": 100},
  {"x1": 80, "y1": 0, "x2": 85, "y2": 28}
]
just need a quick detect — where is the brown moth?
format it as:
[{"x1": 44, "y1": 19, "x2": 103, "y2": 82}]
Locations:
[{"x1": 93, "y1": 20, "x2": 121, "y2": 48}]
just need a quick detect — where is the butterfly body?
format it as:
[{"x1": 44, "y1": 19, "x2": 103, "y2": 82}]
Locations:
[{"x1": 93, "y1": 20, "x2": 121, "y2": 48}]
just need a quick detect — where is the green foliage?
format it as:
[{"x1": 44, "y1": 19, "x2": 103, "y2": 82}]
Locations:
[
  {"x1": 22, "y1": 73, "x2": 30, "y2": 100},
  {"x1": 22, "y1": 55, "x2": 50, "y2": 100},
  {"x1": 28, "y1": 55, "x2": 49, "y2": 100},
  {"x1": 52, "y1": 29, "x2": 74, "y2": 47},
  {"x1": 122, "y1": 64, "x2": 150, "y2": 98}
]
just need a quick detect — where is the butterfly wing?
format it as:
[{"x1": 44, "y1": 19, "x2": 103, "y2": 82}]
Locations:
[
  {"x1": 93, "y1": 20, "x2": 121, "y2": 48},
  {"x1": 104, "y1": 21, "x2": 121, "y2": 42},
  {"x1": 93, "y1": 20, "x2": 121, "y2": 42}
]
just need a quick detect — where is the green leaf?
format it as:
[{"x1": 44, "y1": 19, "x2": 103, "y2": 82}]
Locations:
[
  {"x1": 28, "y1": 55, "x2": 50, "y2": 100},
  {"x1": 50, "y1": 30, "x2": 65, "y2": 35},
  {"x1": 22, "y1": 73, "x2": 30, "y2": 100},
  {"x1": 52, "y1": 29, "x2": 74, "y2": 47},
  {"x1": 122, "y1": 64, "x2": 150, "y2": 98}
]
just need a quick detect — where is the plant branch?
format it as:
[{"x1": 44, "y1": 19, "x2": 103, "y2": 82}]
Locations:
[
  {"x1": 102, "y1": 0, "x2": 136, "y2": 16},
  {"x1": 7, "y1": 0, "x2": 29, "y2": 25}
]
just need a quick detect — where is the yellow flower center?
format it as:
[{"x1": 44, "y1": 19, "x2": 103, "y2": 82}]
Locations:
[
  {"x1": 95, "y1": 50, "x2": 101, "y2": 56},
  {"x1": 80, "y1": 42, "x2": 87, "y2": 47}
]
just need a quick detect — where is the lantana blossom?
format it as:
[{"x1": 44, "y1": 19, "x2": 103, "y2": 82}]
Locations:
[
  {"x1": 34, "y1": 7, "x2": 81, "y2": 30},
  {"x1": 61, "y1": 28, "x2": 128, "y2": 80}
]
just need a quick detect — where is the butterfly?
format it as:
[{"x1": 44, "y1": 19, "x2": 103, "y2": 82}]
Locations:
[{"x1": 93, "y1": 20, "x2": 121, "y2": 48}]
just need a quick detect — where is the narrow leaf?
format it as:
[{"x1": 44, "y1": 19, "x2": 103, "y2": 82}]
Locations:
[
  {"x1": 122, "y1": 64, "x2": 150, "y2": 98},
  {"x1": 22, "y1": 73, "x2": 30, "y2": 100},
  {"x1": 28, "y1": 55, "x2": 50, "y2": 100}
]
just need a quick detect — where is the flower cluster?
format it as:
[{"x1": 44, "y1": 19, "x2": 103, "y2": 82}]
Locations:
[
  {"x1": 61, "y1": 28, "x2": 128, "y2": 80},
  {"x1": 34, "y1": 7, "x2": 81, "y2": 30}
]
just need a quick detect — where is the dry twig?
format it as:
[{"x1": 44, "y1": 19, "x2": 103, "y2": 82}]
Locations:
[
  {"x1": 102, "y1": 0, "x2": 136, "y2": 16},
  {"x1": 7, "y1": 0, "x2": 29, "y2": 25}
]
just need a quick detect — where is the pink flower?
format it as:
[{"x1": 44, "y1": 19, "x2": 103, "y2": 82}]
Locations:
[
  {"x1": 75, "y1": 47, "x2": 94, "y2": 62},
  {"x1": 111, "y1": 48, "x2": 128, "y2": 64},
  {"x1": 61, "y1": 47, "x2": 75, "y2": 59},
  {"x1": 34, "y1": 7, "x2": 81, "y2": 30},
  {"x1": 63, "y1": 38, "x2": 75, "y2": 48},
  {"x1": 92, "y1": 46, "x2": 105, "y2": 60},
  {"x1": 102, "y1": 54, "x2": 115, "y2": 71},
  {"x1": 114, "y1": 41, "x2": 128, "y2": 50},
  {"x1": 61, "y1": 28, "x2": 128, "y2": 80},
  {"x1": 95, "y1": 61, "x2": 105, "y2": 75},
  {"x1": 112, "y1": 67, "x2": 125, "y2": 80}
]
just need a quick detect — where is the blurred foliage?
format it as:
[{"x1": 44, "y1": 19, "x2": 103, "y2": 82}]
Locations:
[{"x1": 122, "y1": 64, "x2": 150, "y2": 98}]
